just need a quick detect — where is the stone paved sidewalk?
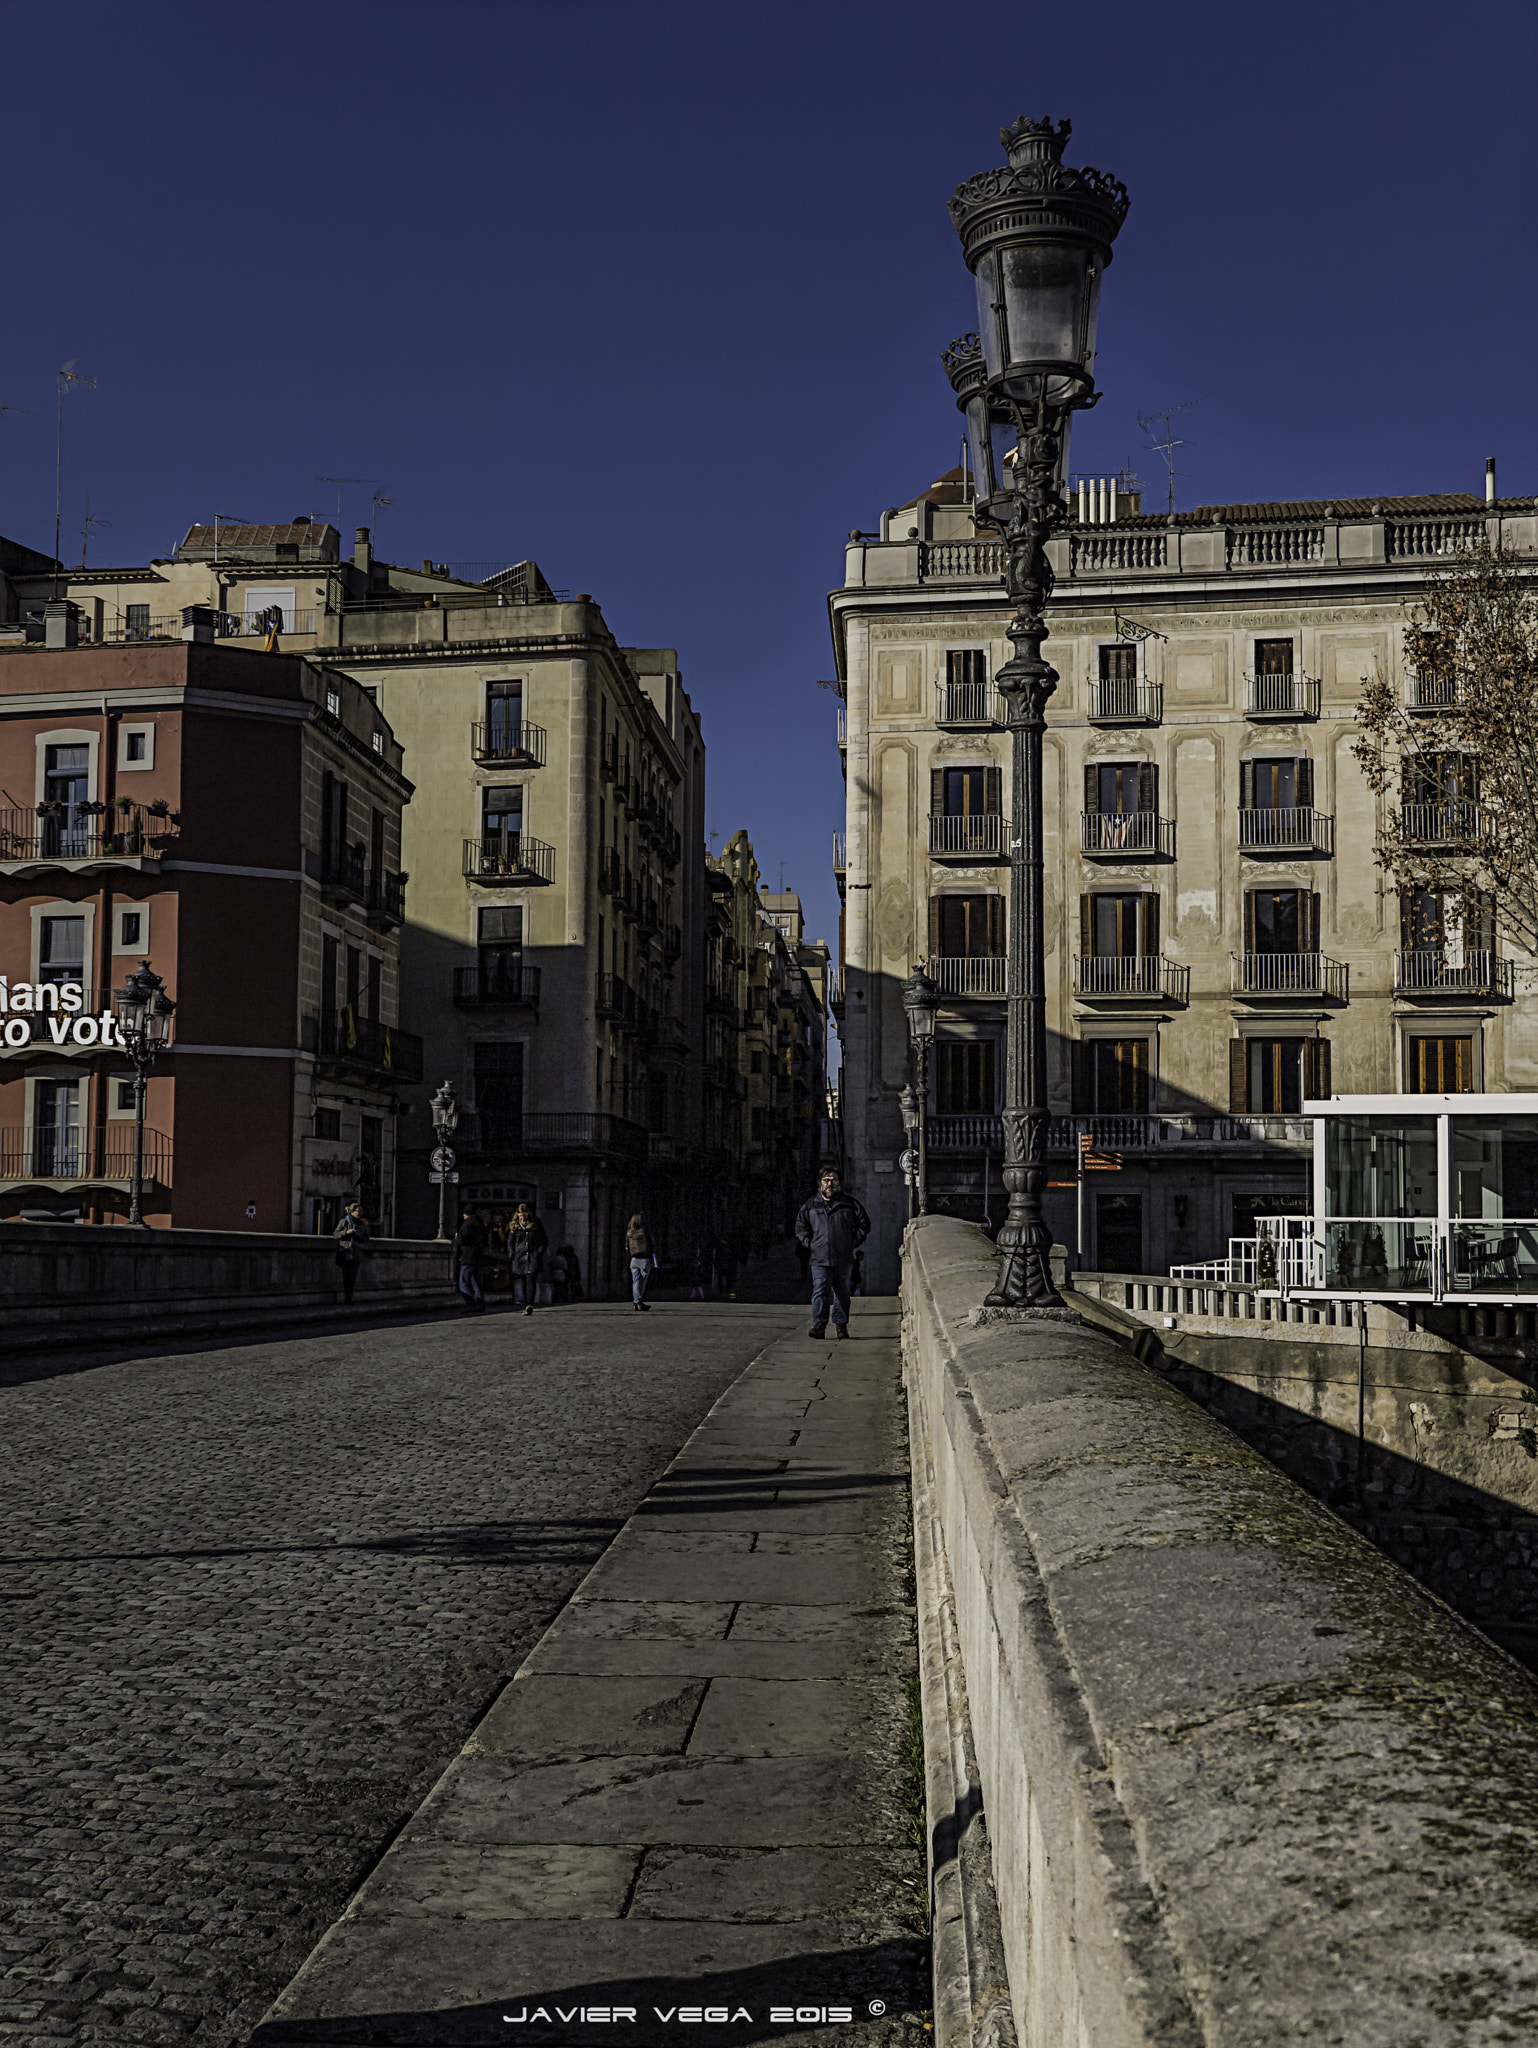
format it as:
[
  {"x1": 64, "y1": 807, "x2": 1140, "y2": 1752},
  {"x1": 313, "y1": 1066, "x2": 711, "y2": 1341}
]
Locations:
[{"x1": 254, "y1": 1301, "x2": 928, "y2": 2048}]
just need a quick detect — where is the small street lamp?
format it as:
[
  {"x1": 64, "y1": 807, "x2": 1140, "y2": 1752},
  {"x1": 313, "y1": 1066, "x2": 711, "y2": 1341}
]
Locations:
[
  {"x1": 113, "y1": 960, "x2": 175, "y2": 1227},
  {"x1": 430, "y1": 1079, "x2": 458, "y2": 1242},
  {"x1": 943, "y1": 115, "x2": 1129, "y2": 1307},
  {"x1": 898, "y1": 1084, "x2": 922, "y2": 1221},
  {"x1": 901, "y1": 966, "x2": 939, "y2": 1218}
]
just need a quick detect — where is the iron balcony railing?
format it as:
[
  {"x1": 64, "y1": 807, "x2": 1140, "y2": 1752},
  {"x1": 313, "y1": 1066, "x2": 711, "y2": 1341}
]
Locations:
[
  {"x1": 600, "y1": 732, "x2": 620, "y2": 781},
  {"x1": 1073, "y1": 955, "x2": 1190, "y2": 1001},
  {"x1": 460, "y1": 1110, "x2": 648, "y2": 1160},
  {"x1": 1242, "y1": 673, "x2": 1320, "y2": 719},
  {"x1": 1237, "y1": 807, "x2": 1334, "y2": 854},
  {"x1": 1400, "y1": 802, "x2": 1485, "y2": 847},
  {"x1": 598, "y1": 848, "x2": 620, "y2": 895},
  {"x1": 452, "y1": 963, "x2": 541, "y2": 1008},
  {"x1": 216, "y1": 608, "x2": 318, "y2": 638},
  {"x1": 1081, "y1": 812, "x2": 1172, "y2": 858},
  {"x1": 319, "y1": 1009, "x2": 425, "y2": 1082},
  {"x1": 99, "y1": 616, "x2": 182, "y2": 644},
  {"x1": 0, "y1": 1123, "x2": 173, "y2": 1184},
  {"x1": 935, "y1": 680, "x2": 1001, "y2": 726},
  {"x1": 320, "y1": 841, "x2": 368, "y2": 901},
  {"x1": 929, "y1": 812, "x2": 1004, "y2": 857},
  {"x1": 1087, "y1": 678, "x2": 1161, "y2": 724},
  {"x1": 0, "y1": 804, "x2": 178, "y2": 863},
  {"x1": 470, "y1": 719, "x2": 547, "y2": 768},
  {"x1": 1233, "y1": 952, "x2": 1348, "y2": 999},
  {"x1": 1405, "y1": 672, "x2": 1464, "y2": 711},
  {"x1": 1394, "y1": 950, "x2": 1513, "y2": 997},
  {"x1": 462, "y1": 834, "x2": 555, "y2": 884},
  {"x1": 930, "y1": 955, "x2": 1007, "y2": 996},
  {"x1": 367, "y1": 870, "x2": 406, "y2": 926}
]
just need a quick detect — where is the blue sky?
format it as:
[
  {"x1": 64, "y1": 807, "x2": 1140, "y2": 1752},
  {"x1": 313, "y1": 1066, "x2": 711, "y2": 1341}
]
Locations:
[{"x1": 1, "y1": 0, "x2": 1535, "y2": 974}]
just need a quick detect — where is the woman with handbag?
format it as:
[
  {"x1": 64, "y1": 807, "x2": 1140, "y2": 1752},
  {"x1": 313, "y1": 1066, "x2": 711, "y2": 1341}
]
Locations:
[{"x1": 507, "y1": 1201, "x2": 549, "y2": 1316}]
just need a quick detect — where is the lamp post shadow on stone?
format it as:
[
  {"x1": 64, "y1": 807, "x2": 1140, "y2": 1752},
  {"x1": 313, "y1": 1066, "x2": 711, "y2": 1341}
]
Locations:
[{"x1": 942, "y1": 115, "x2": 1130, "y2": 1308}]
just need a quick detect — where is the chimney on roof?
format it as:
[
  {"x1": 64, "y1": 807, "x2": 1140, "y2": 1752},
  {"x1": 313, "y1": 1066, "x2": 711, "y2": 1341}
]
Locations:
[
  {"x1": 180, "y1": 604, "x2": 217, "y2": 646},
  {"x1": 43, "y1": 600, "x2": 79, "y2": 651},
  {"x1": 354, "y1": 525, "x2": 372, "y2": 573},
  {"x1": 1486, "y1": 457, "x2": 1497, "y2": 506}
]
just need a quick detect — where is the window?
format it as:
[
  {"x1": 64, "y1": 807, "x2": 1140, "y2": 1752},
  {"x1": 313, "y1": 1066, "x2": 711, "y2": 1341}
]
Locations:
[
  {"x1": 345, "y1": 945, "x2": 361, "y2": 1017},
  {"x1": 931, "y1": 765, "x2": 1001, "y2": 818},
  {"x1": 366, "y1": 953, "x2": 382, "y2": 1023},
  {"x1": 1099, "y1": 643, "x2": 1138, "y2": 683},
  {"x1": 1402, "y1": 888, "x2": 1493, "y2": 962},
  {"x1": 1072, "y1": 1038, "x2": 1149, "y2": 1114},
  {"x1": 321, "y1": 771, "x2": 349, "y2": 876},
  {"x1": 370, "y1": 806, "x2": 386, "y2": 885},
  {"x1": 1244, "y1": 889, "x2": 1317, "y2": 956},
  {"x1": 371, "y1": 730, "x2": 384, "y2": 754},
  {"x1": 112, "y1": 1078, "x2": 137, "y2": 1116},
  {"x1": 478, "y1": 905, "x2": 523, "y2": 998},
  {"x1": 1233, "y1": 1039, "x2": 1332, "y2": 1115},
  {"x1": 118, "y1": 723, "x2": 154, "y2": 771},
  {"x1": 321, "y1": 933, "x2": 339, "y2": 1030},
  {"x1": 751, "y1": 1051, "x2": 764, "y2": 1074},
  {"x1": 359, "y1": 1116, "x2": 383, "y2": 1214},
  {"x1": 118, "y1": 908, "x2": 143, "y2": 951},
  {"x1": 751, "y1": 1107, "x2": 764, "y2": 1142},
  {"x1": 1253, "y1": 638, "x2": 1294, "y2": 676},
  {"x1": 1453, "y1": 1119, "x2": 1538, "y2": 1218},
  {"x1": 937, "y1": 1040, "x2": 996, "y2": 1115},
  {"x1": 474, "y1": 1042, "x2": 525, "y2": 1147},
  {"x1": 39, "y1": 915, "x2": 85, "y2": 985},
  {"x1": 1408, "y1": 1036, "x2": 1476, "y2": 1093},
  {"x1": 245, "y1": 585, "x2": 297, "y2": 630},
  {"x1": 32, "y1": 1079, "x2": 81, "y2": 1176},
  {"x1": 1241, "y1": 758, "x2": 1312, "y2": 811},
  {"x1": 42, "y1": 744, "x2": 91, "y2": 855},
  {"x1": 1084, "y1": 761, "x2": 1154, "y2": 817},
  {"x1": 1405, "y1": 751, "x2": 1476, "y2": 807},
  {"x1": 125, "y1": 604, "x2": 150, "y2": 640},
  {"x1": 482, "y1": 785, "x2": 523, "y2": 845},
  {"x1": 314, "y1": 1108, "x2": 342, "y2": 1141},
  {"x1": 1324, "y1": 1116, "x2": 1437, "y2": 1216},
  {"x1": 1081, "y1": 891, "x2": 1158, "y2": 957},
  {"x1": 930, "y1": 894, "x2": 1004, "y2": 958},
  {"x1": 947, "y1": 650, "x2": 988, "y2": 689},
  {"x1": 486, "y1": 681, "x2": 523, "y2": 754},
  {"x1": 326, "y1": 688, "x2": 342, "y2": 717},
  {"x1": 1096, "y1": 1191, "x2": 1143, "y2": 1273}
]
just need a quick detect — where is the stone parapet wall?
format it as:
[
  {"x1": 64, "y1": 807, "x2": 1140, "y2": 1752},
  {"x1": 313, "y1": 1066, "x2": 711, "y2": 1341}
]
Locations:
[
  {"x1": 902, "y1": 1213, "x2": 1538, "y2": 2046},
  {"x1": 1, "y1": 1221, "x2": 452, "y2": 1351}
]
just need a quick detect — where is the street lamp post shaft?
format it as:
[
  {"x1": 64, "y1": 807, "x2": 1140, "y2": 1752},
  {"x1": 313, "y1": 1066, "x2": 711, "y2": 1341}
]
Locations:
[
  {"x1": 129, "y1": 1060, "x2": 147, "y2": 1227},
  {"x1": 915, "y1": 1041, "x2": 930, "y2": 1218}
]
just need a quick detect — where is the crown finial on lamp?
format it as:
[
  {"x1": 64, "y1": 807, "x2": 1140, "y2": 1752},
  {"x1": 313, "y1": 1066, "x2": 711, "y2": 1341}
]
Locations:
[{"x1": 1000, "y1": 114, "x2": 1072, "y2": 168}]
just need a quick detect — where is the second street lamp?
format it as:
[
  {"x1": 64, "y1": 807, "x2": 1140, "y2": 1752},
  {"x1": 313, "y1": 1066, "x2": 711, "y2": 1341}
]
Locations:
[
  {"x1": 944, "y1": 114, "x2": 1129, "y2": 1308},
  {"x1": 901, "y1": 966, "x2": 939, "y2": 1219}
]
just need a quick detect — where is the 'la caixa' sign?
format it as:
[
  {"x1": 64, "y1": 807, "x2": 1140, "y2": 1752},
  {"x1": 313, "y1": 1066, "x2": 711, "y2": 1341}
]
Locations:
[{"x1": 0, "y1": 980, "x2": 124, "y2": 1048}]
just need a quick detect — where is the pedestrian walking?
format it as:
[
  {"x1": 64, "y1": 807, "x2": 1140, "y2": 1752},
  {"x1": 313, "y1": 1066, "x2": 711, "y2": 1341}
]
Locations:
[
  {"x1": 627, "y1": 1214, "x2": 655, "y2": 1311},
  {"x1": 794, "y1": 1167, "x2": 870, "y2": 1341},
  {"x1": 557, "y1": 1242, "x2": 583, "y2": 1302},
  {"x1": 333, "y1": 1201, "x2": 370, "y2": 1306},
  {"x1": 453, "y1": 1207, "x2": 487, "y2": 1313},
  {"x1": 508, "y1": 1201, "x2": 549, "y2": 1315}
]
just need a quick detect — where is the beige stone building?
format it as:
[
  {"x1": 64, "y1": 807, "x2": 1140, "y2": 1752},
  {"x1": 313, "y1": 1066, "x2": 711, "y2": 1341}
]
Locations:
[{"x1": 833, "y1": 467, "x2": 1538, "y2": 1292}]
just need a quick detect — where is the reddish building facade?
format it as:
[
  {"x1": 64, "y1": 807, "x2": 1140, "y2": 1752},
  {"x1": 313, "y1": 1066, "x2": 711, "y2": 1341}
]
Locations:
[{"x1": 0, "y1": 640, "x2": 417, "y2": 1229}]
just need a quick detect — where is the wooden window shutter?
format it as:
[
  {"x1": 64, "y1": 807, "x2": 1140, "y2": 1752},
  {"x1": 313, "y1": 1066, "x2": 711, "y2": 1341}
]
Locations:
[
  {"x1": 1084, "y1": 764, "x2": 1100, "y2": 814},
  {"x1": 987, "y1": 895, "x2": 1005, "y2": 956},
  {"x1": 928, "y1": 895, "x2": 941, "y2": 961},
  {"x1": 1071, "y1": 1041, "x2": 1093, "y2": 1112},
  {"x1": 946, "y1": 650, "x2": 961, "y2": 689},
  {"x1": 931, "y1": 768, "x2": 945, "y2": 816},
  {"x1": 1080, "y1": 894, "x2": 1092, "y2": 956},
  {"x1": 1229, "y1": 1039, "x2": 1247, "y2": 1114},
  {"x1": 1137, "y1": 761, "x2": 1156, "y2": 813},
  {"x1": 1398, "y1": 888, "x2": 1413, "y2": 947},
  {"x1": 1297, "y1": 757, "x2": 1314, "y2": 808},
  {"x1": 1142, "y1": 891, "x2": 1160, "y2": 957},
  {"x1": 1243, "y1": 891, "x2": 1256, "y2": 953},
  {"x1": 1240, "y1": 759, "x2": 1255, "y2": 810},
  {"x1": 984, "y1": 765, "x2": 1002, "y2": 816},
  {"x1": 1304, "y1": 1038, "x2": 1331, "y2": 1100},
  {"x1": 1305, "y1": 891, "x2": 1321, "y2": 953},
  {"x1": 1131, "y1": 1036, "x2": 1150, "y2": 1114}
]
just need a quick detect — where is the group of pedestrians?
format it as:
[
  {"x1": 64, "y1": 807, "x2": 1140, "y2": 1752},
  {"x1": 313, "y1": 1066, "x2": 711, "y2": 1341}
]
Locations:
[{"x1": 452, "y1": 1203, "x2": 579, "y2": 1314}]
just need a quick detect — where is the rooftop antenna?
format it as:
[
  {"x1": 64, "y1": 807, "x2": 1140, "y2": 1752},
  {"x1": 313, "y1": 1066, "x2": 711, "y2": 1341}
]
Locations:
[
  {"x1": 212, "y1": 512, "x2": 254, "y2": 570},
  {"x1": 54, "y1": 361, "x2": 96, "y2": 597},
  {"x1": 371, "y1": 486, "x2": 394, "y2": 536},
  {"x1": 79, "y1": 493, "x2": 112, "y2": 569},
  {"x1": 1136, "y1": 396, "x2": 1211, "y2": 514},
  {"x1": 319, "y1": 476, "x2": 375, "y2": 531}
]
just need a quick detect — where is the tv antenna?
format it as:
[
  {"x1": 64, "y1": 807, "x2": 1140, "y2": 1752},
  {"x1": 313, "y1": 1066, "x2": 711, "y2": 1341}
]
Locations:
[
  {"x1": 55, "y1": 361, "x2": 97, "y2": 597},
  {"x1": 319, "y1": 476, "x2": 376, "y2": 531},
  {"x1": 371, "y1": 486, "x2": 394, "y2": 534},
  {"x1": 0, "y1": 398, "x2": 38, "y2": 426},
  {"x1": 1137, "y1": 396, "x2": 1210, "y2": 514},
  {"x1": 79, "y1": 493, "x2": 112, "y2": 569}
]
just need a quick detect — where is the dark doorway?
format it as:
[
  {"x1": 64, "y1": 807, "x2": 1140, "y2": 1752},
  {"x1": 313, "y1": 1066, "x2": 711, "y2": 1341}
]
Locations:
[{"x1": 1096, "y1": 1191, "x2": 1143, "y2": 1273}]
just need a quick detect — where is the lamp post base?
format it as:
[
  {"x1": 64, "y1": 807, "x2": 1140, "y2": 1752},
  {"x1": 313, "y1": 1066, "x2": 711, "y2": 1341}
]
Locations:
[{"x1": 985, "y1": 1115, "x2": 1065, "y2": 1309}]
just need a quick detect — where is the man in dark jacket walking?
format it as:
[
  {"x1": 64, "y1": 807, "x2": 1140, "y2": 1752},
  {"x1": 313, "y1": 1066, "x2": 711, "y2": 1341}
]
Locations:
[
  {"x1": 794, "y1": 1168, "x2": 870, "y2": 1340},
  {"x1": 453, "y1": 1208, "x2": 487, "y2": 1313}
]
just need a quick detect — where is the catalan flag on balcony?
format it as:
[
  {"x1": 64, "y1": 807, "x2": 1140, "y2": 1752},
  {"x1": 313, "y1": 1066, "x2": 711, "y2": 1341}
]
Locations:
[{"x1": 261, "y1": 604, "x2": 282, "y2": 653}]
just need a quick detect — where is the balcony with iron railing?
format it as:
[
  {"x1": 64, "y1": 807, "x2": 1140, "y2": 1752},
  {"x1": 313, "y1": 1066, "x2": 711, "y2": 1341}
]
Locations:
[
  {"x1": 317, "y1": 1009, "x2": 425, "y2": 1081},
  {"x1": 929, "y1": 812, "x2": 1004, "y2": 859},
  {"x1": 1081, "y1": 812, "x2": 1173, "y2": 859},
  {"x1": 0, "y1": 803, "x2": 178, "y2": 871},
  {"x1": 1087, "y1": 678, "x2": 1161, "y2": 724},
  {"x1": 1394, "y1": 951, "x2": 1513, "y2": 999},
  {"x1": 663, "y1": 923, "x2": 682, "y2": 964},
  {"x1": 1232, "y1": 953, "x2": 1348, "y2": 999},
  {"x1": 366, "y1": 869, "x2": 406, "y2": 927},
  {"x1": 471, "y1": 719, "x2": 547, "y2": 769},
  {"x1": 0, "y1": 1123, "x2": 173, "y2": 1185},
  {"x1": 1242, "y1": 673, "x2": 1321, "y2": 719},
  {"x1": 1400, "y1": 802, "x2": 1486, "y2": 848},
  {"x1": 600, "y1": 732, "x2": 620, "y2": 782},
  {"x1": 659, "y1": 827, "x2": 682, "y2": 869},
  {"x1": 1404, "y1": 672, "x2": 1464, "y2": 712},
  {"x1": 1237, "y1": 807, "x2": 1334, "y2": 856},
  {"x1": 462, "y1": 834, "x2": 555, "y2": 885},
  {"x1": 935, "y1": 679, "x2": 1002, "y2": 728},
  {"x1": 452, "y1": 962, "x2": 541, "y2": 1008},
  {"x1": 598, "y1": 847, "x2": 620, "y2": 896},
  {"x1": 319, "y1": 840, "x2": 368, "y2": 904},
  {"x1": 1073, "y1": 955, "x2": 1190, "y2": 1001},
  {"x1": 930, "y1": 956, "x2": 1007, "y2": 997}
]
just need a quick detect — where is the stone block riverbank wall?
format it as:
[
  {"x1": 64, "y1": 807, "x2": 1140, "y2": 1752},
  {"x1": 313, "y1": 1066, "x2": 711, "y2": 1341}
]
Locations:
[{"x1": 902, "y1": 1214, "x2": 1538, "y2": 2047}]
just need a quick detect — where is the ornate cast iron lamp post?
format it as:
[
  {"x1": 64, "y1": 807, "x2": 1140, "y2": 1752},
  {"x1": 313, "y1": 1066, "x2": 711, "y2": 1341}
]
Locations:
[
  {"x1": 943, "y1": 115, "x2": 1128, "y2": 1308},
  {"x1": 430, "y1": 1080, "x2": 459, "y2": 1243},
  {"x1": 113, "y1": 960, "x2": 175, "y2": 1227},
  {"x1": 901, "y1": 966, "x2": 939, "y2": 1219}
]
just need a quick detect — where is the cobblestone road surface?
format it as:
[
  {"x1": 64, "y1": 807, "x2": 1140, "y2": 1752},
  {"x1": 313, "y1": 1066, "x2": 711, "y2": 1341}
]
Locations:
[{"x1": 0, "y1": 1301, "x2": 800, "y2": 2048}]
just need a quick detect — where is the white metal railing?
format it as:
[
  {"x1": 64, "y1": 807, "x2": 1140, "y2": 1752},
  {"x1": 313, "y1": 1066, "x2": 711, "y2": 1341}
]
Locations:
[
  {"x1": 1081, "y1": 811, "x2": 1170, "y2": 856},
  {"x1": 920, "y1": 540, "x2": 1007, "y2": 580},
  {"x1": 1087, "y1": 678, "x2": 1160, "y2": 723},
  {"x1": 1171, "y1": 1224, "x2": 1311, "y2": 1288},
  {"x1": 1071, "y1": 531, "x2": 1167, "y2": 574},
  {"x1": 1404, "y1": 672, "x2": 1464, "y2": 711},
  {"x1": 1072, "y1": 955, "x2": 1188, "y2": 1000},
  {"x1": 1394, "y1": 950, "x2": 1513, "y2": 997},
  {"x1": 1387, "y1": 518, "x2": 1483, "y2": 559},
  {"x1": 1237, "y1": 806, "x2": 1332, "y2": 853},
  {"x1": 1096, "y1": 1274, "x2": 1360, "y2": 1328},
  {"x1": 1227, "y1": 525, "x2": 1325, "y2": 567},
  {"x1": 930, "y1": 955, "x2": 1007, "y2": 995},
  {"x1": 1400, "y1": 801, "x2": 1484, "y2": 846},
  {"x1": 1233, "y1": 953, "x2": 1348, "y2": 998},
  {"x1": 1242, "y1": 673, "x2": 1320, "y2": 717},
  {"x1": 929, "y1": 812, "x2": 1004, "y2": 857},
  {"x1": 935, "y1": 679, "x2": 1001, "y2": 725}
]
